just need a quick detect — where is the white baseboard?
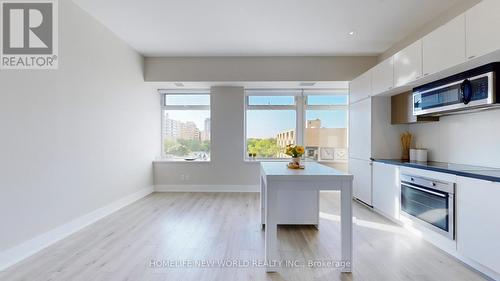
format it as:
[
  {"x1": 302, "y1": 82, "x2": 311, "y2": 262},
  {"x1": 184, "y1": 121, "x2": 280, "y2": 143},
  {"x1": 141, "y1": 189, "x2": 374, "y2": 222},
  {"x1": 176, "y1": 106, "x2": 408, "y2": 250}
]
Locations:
[
  {"x1": 0, "y1": 186, "x2": 154, "y2": 271},
  {"x1": 154, "y1": 184, "x2": 259, "y2": 192}
]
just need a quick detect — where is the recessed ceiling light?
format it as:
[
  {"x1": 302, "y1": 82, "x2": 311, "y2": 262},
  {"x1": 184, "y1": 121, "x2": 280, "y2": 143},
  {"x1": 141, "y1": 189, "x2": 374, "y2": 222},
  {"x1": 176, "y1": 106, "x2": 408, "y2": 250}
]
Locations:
[{"x1": 348, "y1": 31, "x2": 355, "y2": 36}]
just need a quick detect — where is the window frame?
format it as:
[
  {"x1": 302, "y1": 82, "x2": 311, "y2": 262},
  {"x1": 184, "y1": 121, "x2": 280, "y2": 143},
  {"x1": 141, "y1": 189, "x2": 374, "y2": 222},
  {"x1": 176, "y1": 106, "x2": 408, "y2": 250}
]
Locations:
[
  {"x1": 244, "y1": 89, "x2": 348, "y2": 162},
  {"x1": 160, "y1": 90, "x2": 212, "y2": 162}
]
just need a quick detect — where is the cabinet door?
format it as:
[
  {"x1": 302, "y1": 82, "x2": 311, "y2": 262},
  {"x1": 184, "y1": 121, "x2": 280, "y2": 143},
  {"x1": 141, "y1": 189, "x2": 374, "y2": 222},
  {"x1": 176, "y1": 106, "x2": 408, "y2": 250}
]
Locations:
[
  {"x1": 394, "y1": 40, "x2": 423, "y2": 87},
  {"x1": 466, "y1": 0, "x2": 500, "y2": 60},
  {"x1": 349, "y1": 158, "x2": 372, "y2": 206},
  {"x1": 457, "y1": 176, "x2": 500, "y2": 274},
  {"x1": 423, "y1": 14, "x2": 465, "y2": 75},
  {"x1": 349, "y1": 70, "x2": 371, "y2": 104},
  {"x1": 372, "y1": 162, "x2": 400, "y2": 220},
  {"x1": 371, "y1": 57, "x2": 394, "y2": 95},
  {"x1": 349, "y1": 98, "x2": 371, "y2": 160}
]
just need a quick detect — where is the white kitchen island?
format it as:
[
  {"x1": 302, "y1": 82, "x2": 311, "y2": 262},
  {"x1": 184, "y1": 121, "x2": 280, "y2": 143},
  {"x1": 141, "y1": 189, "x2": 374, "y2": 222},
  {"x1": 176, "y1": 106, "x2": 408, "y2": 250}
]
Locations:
[{"x1": 260, "y1": 162, "x2": 354, "y2": 273}]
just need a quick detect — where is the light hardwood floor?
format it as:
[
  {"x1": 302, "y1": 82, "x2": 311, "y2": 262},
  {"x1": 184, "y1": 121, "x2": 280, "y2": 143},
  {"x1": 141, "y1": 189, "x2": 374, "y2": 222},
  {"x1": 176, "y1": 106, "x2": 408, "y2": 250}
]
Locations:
[{"x1": 0, "y1": 192, "x2": 486, "y2": 281}]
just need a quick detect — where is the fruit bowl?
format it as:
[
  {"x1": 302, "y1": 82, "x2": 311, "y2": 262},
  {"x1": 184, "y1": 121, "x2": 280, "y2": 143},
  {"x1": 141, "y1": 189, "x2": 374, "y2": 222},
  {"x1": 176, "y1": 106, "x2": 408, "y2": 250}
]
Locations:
[{"x1": 287, "y1": 162, "x2": 305, "y2": 169}]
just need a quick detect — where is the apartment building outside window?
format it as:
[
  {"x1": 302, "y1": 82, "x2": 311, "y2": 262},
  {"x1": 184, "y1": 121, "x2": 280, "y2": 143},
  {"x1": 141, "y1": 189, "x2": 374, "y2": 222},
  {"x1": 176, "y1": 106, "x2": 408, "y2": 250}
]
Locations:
[
  {"x1": 245, "y1": 90, "x2": 348, "y2": 161},
  {"x1": 160, "y1": 92, "x2": 211, "y2": 161}
]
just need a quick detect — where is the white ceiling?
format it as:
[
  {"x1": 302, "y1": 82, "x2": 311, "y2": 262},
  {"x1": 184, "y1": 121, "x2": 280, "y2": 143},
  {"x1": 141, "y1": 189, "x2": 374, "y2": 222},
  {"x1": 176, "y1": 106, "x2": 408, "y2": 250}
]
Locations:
[{"x1": 74, "y1": 0, "x2": 465, "y2": 57}]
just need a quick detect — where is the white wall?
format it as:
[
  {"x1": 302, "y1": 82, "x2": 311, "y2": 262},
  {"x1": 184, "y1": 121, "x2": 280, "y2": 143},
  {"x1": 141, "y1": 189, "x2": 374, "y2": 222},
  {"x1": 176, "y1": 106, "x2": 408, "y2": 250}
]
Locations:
[
  {"x1": 144, "y1": 56, "x2": 377, "y2": 82},
  {"x1": 0, "y1": 0, "x2": 159, "y2": 252},
  {"x1": 154, "y1": 86, "x2": 260, "y2": 189},
  {"x1": 409, "y1": 109, "x2": 500, "y2": 168}
]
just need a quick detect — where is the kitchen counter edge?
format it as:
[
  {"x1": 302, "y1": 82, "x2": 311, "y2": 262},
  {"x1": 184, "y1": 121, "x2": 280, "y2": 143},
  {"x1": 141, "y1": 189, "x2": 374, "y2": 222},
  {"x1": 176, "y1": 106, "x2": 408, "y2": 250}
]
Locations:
[{"x1": 372, "y1": 159, "x2": 500, "y2": 183}]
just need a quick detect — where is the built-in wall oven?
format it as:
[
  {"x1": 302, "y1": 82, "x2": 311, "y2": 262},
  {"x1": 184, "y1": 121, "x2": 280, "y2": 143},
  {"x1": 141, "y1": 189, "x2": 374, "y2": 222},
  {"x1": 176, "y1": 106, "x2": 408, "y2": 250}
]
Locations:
[{"x1": 400, "y1": 174, "x2": 455, "y2": 239}]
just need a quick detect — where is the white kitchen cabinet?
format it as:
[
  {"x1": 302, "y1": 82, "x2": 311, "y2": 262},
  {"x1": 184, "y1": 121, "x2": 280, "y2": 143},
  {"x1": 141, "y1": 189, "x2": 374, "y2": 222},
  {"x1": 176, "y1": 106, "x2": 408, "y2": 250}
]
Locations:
[
  {"x1": 457, "y1": 176, "x2": 500, "y2": 274},
  {"x1": 372, "y1": 162, "x2": 400, "y2": 220},
  {"x1": 394, "y1": 40, "x2": 423, "y2": 87},
  {"x1": 371, "y1": 57, "x2": 394, "y2": 95},
  {"x1": 466, "y1": 0, "x2": 500, "y2": 60},
  {"x1": 349, "y1": 95, "x2": 406, "y2": 161},
  {"x1": 349, "y1": 158, "x2": 372, "y2": 206},
  {"x1": 423, "y1": 14, "x2": 466, "y2": 75},
  {"x1": 348, "y1": 98, "x2": 371, "y2": 160},
  {"x1": 349, "y1": 70, "x2": 371, "y2": 104}
]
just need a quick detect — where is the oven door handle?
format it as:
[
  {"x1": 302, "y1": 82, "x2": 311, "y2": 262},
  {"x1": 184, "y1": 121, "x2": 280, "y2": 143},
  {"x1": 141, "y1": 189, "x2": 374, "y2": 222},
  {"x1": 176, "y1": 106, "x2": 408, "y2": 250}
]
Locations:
[{"x1": 401, "y1": 183, "x2": 447, "y2": 198}]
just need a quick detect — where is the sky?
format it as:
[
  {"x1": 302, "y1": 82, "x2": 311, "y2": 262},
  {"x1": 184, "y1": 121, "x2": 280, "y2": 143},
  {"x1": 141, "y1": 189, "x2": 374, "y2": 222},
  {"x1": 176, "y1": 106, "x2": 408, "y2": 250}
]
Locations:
[
  {"x1": 165, "y1": 95, "x2": 348, "y2": 138},
  {"x1": 246, "y1": 95, "x2": 348, "y2": 138},
  {"x1": 164, "y1": 95, "x2": 210, "y2": 129},
  {"x1": 246, "y1": 110, "x2": 347, "y2": 138}
]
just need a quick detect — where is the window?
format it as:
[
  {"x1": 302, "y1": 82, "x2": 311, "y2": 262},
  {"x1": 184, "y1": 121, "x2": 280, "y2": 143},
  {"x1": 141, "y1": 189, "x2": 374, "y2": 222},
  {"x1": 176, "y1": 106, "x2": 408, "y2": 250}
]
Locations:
[
  {"x1": 161, "y1": 93, "x2": 210, "y2": 161},
  {"x1": 304, "y1": 94, "x2": 348, "y2": 161},
  {"x1": 245, "y1": 90, "x2": 348, "y2": 161},
  {"x1": 246, "y1": 93, "x2": 298, "y2": 159}
]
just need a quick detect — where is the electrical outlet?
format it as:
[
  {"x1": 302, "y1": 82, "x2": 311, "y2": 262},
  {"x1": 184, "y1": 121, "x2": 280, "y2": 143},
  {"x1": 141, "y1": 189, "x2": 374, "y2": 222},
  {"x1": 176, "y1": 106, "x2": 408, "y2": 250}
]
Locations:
[{"x1": 180, "y1": 174, "x2": 190, "y2": 181}]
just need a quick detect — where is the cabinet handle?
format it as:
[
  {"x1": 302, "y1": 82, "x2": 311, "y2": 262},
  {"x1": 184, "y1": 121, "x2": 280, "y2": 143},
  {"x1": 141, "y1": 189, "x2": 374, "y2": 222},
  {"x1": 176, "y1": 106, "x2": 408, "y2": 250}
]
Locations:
[
  {"x1": 424, "y1": 73, "x2": 430, "y2": 76},
  {"x1": 468, "y1": 55, "x2": 476, "y2": 60}
]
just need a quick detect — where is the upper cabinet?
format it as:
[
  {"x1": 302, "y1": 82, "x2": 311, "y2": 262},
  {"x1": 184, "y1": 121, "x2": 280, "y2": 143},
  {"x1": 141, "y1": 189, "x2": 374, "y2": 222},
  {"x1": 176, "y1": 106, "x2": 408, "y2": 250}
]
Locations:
[
  {"x1": 466, "y1": 0, "x2": 500, "y2": 60},
  {"x1": 349, "y1": 70, "x2": 371, "y2": 104},
  {"x1": 394, "y1": 40, "x2": 422, "y2": 87},
  {"x1": 351, "y1": 0, "x2": 500, "y2": 98},
  {"x1": 423, "y1": 14, "x2": 466, "y2": 75},
  {"x1": 371, "y1": 57, "x2": 394, "y2": 95}
]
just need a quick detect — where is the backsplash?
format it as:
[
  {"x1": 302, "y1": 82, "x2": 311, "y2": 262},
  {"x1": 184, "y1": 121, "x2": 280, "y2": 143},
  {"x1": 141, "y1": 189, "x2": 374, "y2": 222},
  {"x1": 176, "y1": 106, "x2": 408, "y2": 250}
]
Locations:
[{"x1": 409, "y1": 108, "x2": 500, "y2": 168}]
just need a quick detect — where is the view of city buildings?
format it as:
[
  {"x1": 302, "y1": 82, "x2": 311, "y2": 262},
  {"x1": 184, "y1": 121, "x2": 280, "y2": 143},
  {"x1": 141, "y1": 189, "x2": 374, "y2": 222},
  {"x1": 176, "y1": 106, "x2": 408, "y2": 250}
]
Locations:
[
  {"x1": 162, "y1": 112, "x2": 211, "y2": 159},
  {"x1": 202, "y1": 117, "x2": 211, "y2": 141},
  {"x1": 275, "y1": 119, "x2": 347, "y2": 160},
  {"x1": 162, "y1": 112, "x2": 210, "y2": 141}
]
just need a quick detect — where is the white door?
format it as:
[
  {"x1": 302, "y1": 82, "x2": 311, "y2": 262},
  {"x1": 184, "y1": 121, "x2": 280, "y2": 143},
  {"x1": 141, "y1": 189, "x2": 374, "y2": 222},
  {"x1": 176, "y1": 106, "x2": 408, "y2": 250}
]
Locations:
[
  {"x1": 348, "y1": 98, "x2": 371, "y2": 160},
  {"x1": 349, "y1": 158, "x2": 372, "y2": 206},
  {"x1": 466, "y1": 0, "x2": 500, "y2": 60},
  {"x1": 371, "y1": 57, "x2": 394, "y2": 96},
  {"x1": 372, "y1": 162, "x2": 400, "y2": 220},
  {"x1": 394, "y1": 40, "x2": 423, "y2": 87},
  {"x1": 423, "y1": 14, "x2": 466, "y2": 75},
  {"x1": 349, "y1": 70, "x2": 371, "y2": 104},
  {"x1": 457, "y1": 176, "x2": 500, "y2": 274}
]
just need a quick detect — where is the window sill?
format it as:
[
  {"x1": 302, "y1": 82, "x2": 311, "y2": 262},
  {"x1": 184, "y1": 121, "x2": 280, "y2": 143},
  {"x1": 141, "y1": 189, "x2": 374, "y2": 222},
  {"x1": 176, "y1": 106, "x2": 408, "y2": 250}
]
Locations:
[
  {"x1": 244, "y1": 158, "x2": 290, "y2": 163},
  {"x1": 318, "y1": 159, "x2": 348, "y2": 163},
  {"x1": 153, "y1": 159, "x2": 211, "y2": 164},
  {"x1": 243, "y1": 159, "x2": 347, "y2": 164}
]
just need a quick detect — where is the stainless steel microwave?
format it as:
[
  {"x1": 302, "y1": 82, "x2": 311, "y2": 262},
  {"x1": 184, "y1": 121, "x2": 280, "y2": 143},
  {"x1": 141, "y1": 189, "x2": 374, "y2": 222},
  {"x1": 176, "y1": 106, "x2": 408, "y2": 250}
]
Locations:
[{"x1": 413, "y1": 63, "x2": 500, "y2": 116}]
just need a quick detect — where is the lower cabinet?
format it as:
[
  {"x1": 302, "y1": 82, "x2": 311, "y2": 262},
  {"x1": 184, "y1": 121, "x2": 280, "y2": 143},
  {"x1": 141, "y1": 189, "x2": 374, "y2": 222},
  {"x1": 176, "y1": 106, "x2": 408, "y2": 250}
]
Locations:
[
  {"x1": 372, "y1": 162, "x2": 400, "y2": 220},
  {"x1": 349, "y1": 158, "x2": 372, "y2": 206},
  {"x1": 457, "y1": 176, "x2": 500, "y2": 275}
]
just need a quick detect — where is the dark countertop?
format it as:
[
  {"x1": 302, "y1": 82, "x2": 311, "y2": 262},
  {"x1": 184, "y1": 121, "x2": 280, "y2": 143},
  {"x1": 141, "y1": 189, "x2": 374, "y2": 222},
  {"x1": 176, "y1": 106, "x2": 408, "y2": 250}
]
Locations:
[{"x1": 372, "y1": 159, "x2": 500, "y2": 183}]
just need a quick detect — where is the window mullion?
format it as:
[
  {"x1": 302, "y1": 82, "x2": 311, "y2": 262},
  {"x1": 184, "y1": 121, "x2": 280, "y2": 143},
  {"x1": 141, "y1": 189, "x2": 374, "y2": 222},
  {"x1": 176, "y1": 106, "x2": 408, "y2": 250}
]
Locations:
[{"x1": 296, "y1": 96, "x2": 304, "y2": 146}]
